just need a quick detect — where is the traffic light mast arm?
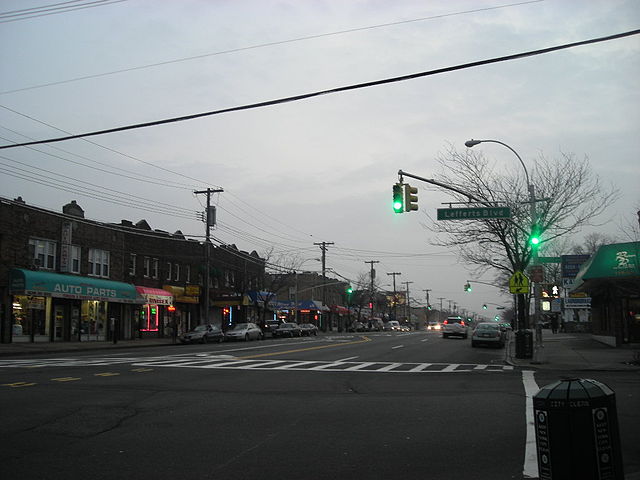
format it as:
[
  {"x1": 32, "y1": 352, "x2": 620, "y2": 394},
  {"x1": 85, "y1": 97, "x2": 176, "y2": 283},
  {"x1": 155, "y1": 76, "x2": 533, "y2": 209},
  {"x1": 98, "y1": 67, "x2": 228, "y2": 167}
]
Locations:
[{"x1": 397, "y1": 169, "x2": 529, "y2": 236}]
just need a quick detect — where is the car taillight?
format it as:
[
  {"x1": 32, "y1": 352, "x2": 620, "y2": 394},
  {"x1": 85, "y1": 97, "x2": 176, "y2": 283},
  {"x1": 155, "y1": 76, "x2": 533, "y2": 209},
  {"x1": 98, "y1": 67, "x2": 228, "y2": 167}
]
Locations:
[
  {"x1": 461, "y1": 321, "x2": 465, "y2": 326},
  {"x1": 443, "y1": 320, "x2": 448, "y2": 324}
]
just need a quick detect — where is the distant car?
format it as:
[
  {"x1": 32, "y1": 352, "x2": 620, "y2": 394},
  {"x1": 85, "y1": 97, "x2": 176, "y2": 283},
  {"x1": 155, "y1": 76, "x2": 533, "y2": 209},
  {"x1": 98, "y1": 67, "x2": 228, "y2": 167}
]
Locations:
[
  {"x1": 427, "y1": 321, "x2": 442, "y2": 331},
  {"x1": 273, "y1": 322, "x2": 301, "y2": 338},
  {"x1": 224, "y1": 322, "x2": 263, "y2": 341},
  {"x1": 471, "y1": 322, "x2": 506, "y2": 348},
  {"x1": 500, "y1": 322, "x2": 513, "y2": 331},
  {"x1": 400, "y1": 324, "x2": 411, "y2": 332},
  {"x1": 179, "y1": 324, "x2": 224, "y2": 344},
  {"x1": 348, "y1": 321, "x2": 366, "y2": 332},
  {"x1": 442, "y1": 316, "x2": 468, "y2": 339},
  {"x1": 367, "y1": 318, "x2": 385, "y2": 331},
  {"x1": 384, "y1": 320, "x2": 401, "y2": 331},
  {"x1": 299, "y1": 323, "x2": 318, "y2": 336}
]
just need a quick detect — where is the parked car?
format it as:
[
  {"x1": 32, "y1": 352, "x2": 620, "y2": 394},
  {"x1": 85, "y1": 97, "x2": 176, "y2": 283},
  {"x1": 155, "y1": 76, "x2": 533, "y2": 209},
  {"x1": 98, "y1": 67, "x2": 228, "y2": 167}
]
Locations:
[
  {"x1": 224, "y1": 322, "x2": 263, "y2": 341},
  {"x1": 427, "y1": 321, "x2": 442, "y2": 331},
  {"x1": 500, "y1": 322, "x2": 513, "y2": 331},
  {"x1": 471, "y1": 322, "x2": 506, "y2": 348},
  {"x1": 367, "y1": 318, "x2": 385, "y2": 331},
  {"x1": 384, "y1": 320, "x2": 401, "y2": 331},
  {"x1": 273, "y1": 322, "x2": 301, "y2": 337},
  {"x1": 442, "y1": 316, "x2": 468, "y2": 339},
  {"x1": 261, "y1": 320, "x2": 280, "y2": 337},
  {"x1": 299, "y1": 323, "x2": 318, "y2": 336},
  {"x1": 399, "y1": 324, "x2": 411, "y2": 332},
  {"x1": 179, "y1": 324, "x2": 224, "y2": 344},
  {"x1": 348, "y1": 321, "x2": 366, "y2": 332}
]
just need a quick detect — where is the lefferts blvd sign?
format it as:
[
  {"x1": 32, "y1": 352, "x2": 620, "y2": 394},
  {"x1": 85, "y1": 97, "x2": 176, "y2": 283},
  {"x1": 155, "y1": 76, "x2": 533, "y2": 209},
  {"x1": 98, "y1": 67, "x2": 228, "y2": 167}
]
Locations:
[{"x1": 437, "y1": 207, "x2": 512, "y2": 220}]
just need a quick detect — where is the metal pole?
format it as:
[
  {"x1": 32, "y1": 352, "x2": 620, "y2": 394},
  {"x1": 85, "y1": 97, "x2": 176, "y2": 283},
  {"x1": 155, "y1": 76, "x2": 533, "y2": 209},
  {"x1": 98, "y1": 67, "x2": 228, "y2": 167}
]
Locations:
[
  {"x1": 387, "y1": 272, "x2": 401, "y2": 321},
  {"x1": 314, "y1": 242, "x2": 334, "y2": 330}
]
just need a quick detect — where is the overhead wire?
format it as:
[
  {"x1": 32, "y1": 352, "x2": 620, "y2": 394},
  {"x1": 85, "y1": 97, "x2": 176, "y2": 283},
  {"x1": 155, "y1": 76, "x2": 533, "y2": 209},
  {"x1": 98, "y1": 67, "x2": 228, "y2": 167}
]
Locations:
[
  {"x1": 0, "y1": 0, "x2": 126, "y2": 24},
  {"x1": 2, "y1": 28, "x2": 638, "y2": 151},
  {"x1": 0, "y1": 0, "x2": 544, "y2": 94}
]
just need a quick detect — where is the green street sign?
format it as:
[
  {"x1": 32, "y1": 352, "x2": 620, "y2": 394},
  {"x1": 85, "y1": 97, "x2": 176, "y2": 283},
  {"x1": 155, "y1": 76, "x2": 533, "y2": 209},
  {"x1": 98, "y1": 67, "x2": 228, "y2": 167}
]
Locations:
[
  {"x1": 538, "y1": 256, "x2": 561, "y2": 264},
  {"x1": 437, "y1": 207, "x2": 511, "y2": 220}
]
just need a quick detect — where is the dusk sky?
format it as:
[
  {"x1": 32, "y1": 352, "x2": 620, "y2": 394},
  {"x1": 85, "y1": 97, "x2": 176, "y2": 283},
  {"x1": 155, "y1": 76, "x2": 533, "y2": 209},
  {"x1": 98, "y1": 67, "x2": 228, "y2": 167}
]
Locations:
[{"x1": 1, "y1": 0, "x2": 638, "y2": 319}]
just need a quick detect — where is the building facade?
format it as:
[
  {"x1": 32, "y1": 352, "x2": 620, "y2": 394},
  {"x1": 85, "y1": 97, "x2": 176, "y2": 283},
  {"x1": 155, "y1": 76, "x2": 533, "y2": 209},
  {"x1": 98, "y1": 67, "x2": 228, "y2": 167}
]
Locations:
[{"x1": 0, "y1": 196, "x2": 265, "y2": 343}]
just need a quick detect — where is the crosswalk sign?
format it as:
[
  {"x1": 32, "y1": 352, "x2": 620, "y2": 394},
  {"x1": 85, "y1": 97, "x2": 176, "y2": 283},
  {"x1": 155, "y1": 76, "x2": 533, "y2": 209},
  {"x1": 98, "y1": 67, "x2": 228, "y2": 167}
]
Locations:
[{"x1": 509, "y1": 271, "x2": 530, "y2": 294}]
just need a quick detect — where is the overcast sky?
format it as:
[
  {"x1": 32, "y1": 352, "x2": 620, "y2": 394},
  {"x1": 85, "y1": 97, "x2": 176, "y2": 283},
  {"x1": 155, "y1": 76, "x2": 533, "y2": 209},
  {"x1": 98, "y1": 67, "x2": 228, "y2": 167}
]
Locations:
[{"x1": 1, "y1": 0, "x2": 638, "y2": 319}]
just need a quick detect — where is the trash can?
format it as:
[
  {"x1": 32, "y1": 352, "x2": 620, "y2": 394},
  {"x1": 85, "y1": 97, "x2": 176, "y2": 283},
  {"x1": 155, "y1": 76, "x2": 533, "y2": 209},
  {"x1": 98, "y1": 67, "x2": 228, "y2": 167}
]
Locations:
[
  {"x1": 533, "y1": 378, "x2": 624, "y2": 480},
  {"x1": 515, "y1": 329, "x2": 533, "y2": 358}
]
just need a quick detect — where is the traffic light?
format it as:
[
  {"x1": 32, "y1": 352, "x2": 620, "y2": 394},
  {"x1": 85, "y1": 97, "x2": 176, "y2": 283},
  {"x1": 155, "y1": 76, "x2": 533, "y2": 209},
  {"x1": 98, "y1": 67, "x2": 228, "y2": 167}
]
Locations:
[
  {"x1": 427, "y1": 304, "x2": 432, "y2": 310},
  {"x1": 392, "y1": 183, "x2": 404, "y2": 213},
  {"x1": 464, "y1": 282, "x2": 471, "y2": 292},
  {"x1": 528, "y1": 223, "x2": 542, "y2": 248},
  {"x1": 404, "y1": 183, "x2": 418, "y2": 212},
  {"x1": 346, "y1": 285, "x2": 353, "y2": 294},
  {"x1": 482, "y1": 304, "x2": 487, "y2": 309}
]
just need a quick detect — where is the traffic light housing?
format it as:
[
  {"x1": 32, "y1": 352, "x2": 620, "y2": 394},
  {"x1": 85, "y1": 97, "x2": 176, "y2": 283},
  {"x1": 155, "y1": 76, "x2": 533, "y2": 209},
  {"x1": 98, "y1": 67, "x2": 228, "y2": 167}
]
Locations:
[
  {"x1": 346, "y1": 285, "x2": 353, "y2": 294},
  {"x1": 427, "y1": 304, "x2": 432, "y2": 310},
  {"x1": 464, "y1": 282, "x2": 471, "y2": 292},
  {"x1": 482, "y1": 304, "x2": 487, "y2": 309},
  {"x1": 404, "y1": 183, "x2": 418, "y2": 212},
  {"x1": 392, "y1": 183, "x2": 404, "y2": 213}
]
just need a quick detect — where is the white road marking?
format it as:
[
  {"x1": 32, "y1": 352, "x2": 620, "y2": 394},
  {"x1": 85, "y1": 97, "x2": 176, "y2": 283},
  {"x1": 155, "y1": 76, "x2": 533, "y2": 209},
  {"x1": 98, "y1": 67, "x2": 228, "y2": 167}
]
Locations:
[
  {"x1": 391, "y1": 345, "x2": 404, "y2": 349},
  {"x1": 522, "y1": 370, "x2": 539, "y2": 479},
  {"x1": 345, "y1": 362, "x2": 377, "y2": 371},
  {"x1": 408, "y1": 363, "x2": 432, "y2": 372},
  {"x1": 377, "y1": 363, "x2": 403, "y2": 372},
  {"x1": 336, "y1": 356, "x2": 359, "y2": 362},
  {"x1": 441, "y1": 364, "x2": 461, "y2": 372}
]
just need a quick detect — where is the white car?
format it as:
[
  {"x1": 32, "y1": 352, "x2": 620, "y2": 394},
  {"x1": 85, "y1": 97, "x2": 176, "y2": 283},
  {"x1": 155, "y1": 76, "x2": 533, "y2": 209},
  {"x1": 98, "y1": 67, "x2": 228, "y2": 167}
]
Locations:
[
  {"x1": 224, "y1": 322, "x2": 264, "y2": 341},
  {"x1": 442, "y1": 316, "x2": 468, "y2": 339},
  {"x1": 427, "y1": 321, "x2": 442, "y2": 331},
  {"x1": 383, "y1": 320, "x2": 401, "y2": 331}
]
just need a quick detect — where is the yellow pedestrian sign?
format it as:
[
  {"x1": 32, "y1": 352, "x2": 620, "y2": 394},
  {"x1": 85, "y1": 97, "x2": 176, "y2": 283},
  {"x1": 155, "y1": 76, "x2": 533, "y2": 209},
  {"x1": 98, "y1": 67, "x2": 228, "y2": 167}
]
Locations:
[{"x1": 509, "y1": 271, "x2": 530, "y2": 294}]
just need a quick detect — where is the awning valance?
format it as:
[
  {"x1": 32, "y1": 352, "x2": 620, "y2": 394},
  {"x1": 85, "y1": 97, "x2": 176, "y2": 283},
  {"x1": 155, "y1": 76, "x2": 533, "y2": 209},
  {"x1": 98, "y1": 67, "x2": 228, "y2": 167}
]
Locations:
[
  {"x1": 572, "y1": 242, "x2": 640, "y2": 293},
  {"x1": 10, "y1": 268, "x2": 143, "y2": 304},
  {"x1": 135, "y1": 286, "x2": 173, "y2": 305},
  {"x1": 163, "y1": 285, "x2": 199, "y2": 304},
  {"x1": 211, "y1": 295, "x2": 250, "y2": 307},
  {"x1": 330, "y1": 305, "x2": 350, "y2": 315}
]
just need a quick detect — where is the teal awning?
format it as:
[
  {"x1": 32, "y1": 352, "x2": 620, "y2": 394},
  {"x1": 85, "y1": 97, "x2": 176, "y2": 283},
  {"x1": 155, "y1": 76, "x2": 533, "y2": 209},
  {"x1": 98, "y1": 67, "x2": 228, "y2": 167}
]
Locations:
[
  {"x1": 572, "y1": 242, "x2": 640, "y2": 293},
  {"x1": 9, "y1": 268, "x2": 144, "y2": 304}
]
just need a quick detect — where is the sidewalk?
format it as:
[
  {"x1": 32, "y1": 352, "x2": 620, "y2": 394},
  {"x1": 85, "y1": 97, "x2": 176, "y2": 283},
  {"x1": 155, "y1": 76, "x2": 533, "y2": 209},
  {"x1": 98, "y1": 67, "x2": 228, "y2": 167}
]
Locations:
[{"x1": 505, "y1": 331, "x2": 640, "y2": 371}]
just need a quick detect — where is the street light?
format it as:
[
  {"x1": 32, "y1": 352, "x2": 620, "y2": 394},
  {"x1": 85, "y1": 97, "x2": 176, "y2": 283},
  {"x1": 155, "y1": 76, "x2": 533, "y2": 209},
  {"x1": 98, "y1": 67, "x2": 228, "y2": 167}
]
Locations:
[{"x1": 465, "y1": 138, "x2": 543, "y2": 363}]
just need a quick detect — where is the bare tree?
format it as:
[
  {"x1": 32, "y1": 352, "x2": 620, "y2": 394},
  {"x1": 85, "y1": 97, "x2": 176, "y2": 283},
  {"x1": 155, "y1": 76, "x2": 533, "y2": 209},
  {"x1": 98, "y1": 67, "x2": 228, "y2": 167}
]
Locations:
[{"x1": 426, "y1": 145, "x2": 619, "y2": 278}]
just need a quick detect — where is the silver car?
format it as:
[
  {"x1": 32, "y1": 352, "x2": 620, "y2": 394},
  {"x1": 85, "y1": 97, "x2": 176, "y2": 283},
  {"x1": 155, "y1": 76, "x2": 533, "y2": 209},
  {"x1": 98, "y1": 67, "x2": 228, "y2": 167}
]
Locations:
[
  {"x1": 442, "y1": 316, "x2": 468, "y2": 339},
  {"x1": 224, "y1": 322, "x2": 264, "y2": 341},
  {"x1": 471, "y1": 322, "x2": 506, "y2": 348}
]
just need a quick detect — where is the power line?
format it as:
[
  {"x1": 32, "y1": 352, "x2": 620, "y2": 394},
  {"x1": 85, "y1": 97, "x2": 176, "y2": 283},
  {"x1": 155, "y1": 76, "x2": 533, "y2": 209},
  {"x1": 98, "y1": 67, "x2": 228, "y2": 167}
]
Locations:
[
  {"x1": 2, "y1": 28, "x2": 637, "y2": 151},
  {"x1": 0, "y1": 1, "x2": 544, "y2": 94},
  {"x1": 0, "y1": 0, "x2": 126, "y2": 24}
]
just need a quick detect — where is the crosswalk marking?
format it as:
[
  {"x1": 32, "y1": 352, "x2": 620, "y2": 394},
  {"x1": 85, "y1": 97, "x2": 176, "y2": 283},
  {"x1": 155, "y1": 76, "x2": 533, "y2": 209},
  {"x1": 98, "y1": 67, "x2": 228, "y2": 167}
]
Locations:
[{"x1": 0, "y1": 355, "x2": 516, "y2": 374}]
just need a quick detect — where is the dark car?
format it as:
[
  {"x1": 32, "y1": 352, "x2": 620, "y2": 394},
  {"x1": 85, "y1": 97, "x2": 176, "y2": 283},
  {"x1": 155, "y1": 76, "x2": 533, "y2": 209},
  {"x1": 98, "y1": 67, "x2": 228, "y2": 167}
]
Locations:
[
  {"x1": 274, "y1": 322, "x2": 301, "y2": 337},
  {"x1": 299, "y1": 323, "x2": 318, "y2": 336},
  {"x1": 348, "y1": 321, "x2": 366, "y2": 332},
  {"x1": 179, "y1": 324, "x2": 224, "y2": 344}
]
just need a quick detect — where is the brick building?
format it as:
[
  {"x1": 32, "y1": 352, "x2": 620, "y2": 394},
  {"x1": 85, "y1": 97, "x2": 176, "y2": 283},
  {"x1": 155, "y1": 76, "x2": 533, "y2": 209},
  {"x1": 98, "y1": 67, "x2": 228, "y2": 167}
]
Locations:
[{"x1": 0, "y1": 196, "x2": 265, "y2": 343}]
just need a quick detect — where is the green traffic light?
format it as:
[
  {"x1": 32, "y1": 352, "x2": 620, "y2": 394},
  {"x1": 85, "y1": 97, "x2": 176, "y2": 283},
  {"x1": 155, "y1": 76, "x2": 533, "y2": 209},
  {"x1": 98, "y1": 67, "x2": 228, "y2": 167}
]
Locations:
[
  {"x1": 392, "y1": 183, "x2": 404, "y2": 213},
  {"x1": 346, "y1": 286, "x2": 353, "y2": 294}
]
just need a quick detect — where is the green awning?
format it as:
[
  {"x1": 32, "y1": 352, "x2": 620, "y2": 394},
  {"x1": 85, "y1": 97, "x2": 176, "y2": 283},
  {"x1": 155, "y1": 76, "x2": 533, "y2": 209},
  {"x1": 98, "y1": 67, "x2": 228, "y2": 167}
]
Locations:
[
  {"x1": 9, "y1": 268, "x2": 144, "y2": 304},
  {"x1": 572, "y1": 242, "x2": 640, "y2": 293}
]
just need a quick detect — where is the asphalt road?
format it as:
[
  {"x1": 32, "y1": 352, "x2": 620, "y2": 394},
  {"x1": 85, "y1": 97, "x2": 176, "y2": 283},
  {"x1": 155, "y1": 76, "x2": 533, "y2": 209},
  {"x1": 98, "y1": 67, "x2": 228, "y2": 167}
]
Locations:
[{"x1": 1, "y1": 331, "x2": 638, "y2": 480}]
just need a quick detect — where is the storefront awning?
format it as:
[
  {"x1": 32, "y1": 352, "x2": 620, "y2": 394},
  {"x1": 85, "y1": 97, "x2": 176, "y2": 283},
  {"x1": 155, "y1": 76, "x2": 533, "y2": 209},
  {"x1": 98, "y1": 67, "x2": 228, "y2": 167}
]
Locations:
[
  {"x1": 136, "y1": 286, "x2": 174, "y2": 305},
  {"x1": 163, "y1": 285, "x2": 199, "y2": 304},
  {"x1": 211, "y1": 295, "x2": 250, "y2": 307},
  {"x1": 297, "y1": 300, "x2": 329, "y2": 311},
  {"x1": 10, "y1": 268, "x2": 143, "y2": 304},
  {"x1": 572, "y1": 242, "x2": 640, "y2": 293},
  {"x1": 330, "y1": 305, "x2": 350, "y2": 315}
]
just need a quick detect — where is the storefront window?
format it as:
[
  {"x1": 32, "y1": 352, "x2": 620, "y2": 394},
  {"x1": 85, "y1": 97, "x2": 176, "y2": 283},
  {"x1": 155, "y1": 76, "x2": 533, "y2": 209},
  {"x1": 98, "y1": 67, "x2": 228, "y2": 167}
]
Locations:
[
  {"x1": 81, "y1": 300, "x2": 107, "y2": 340},
  {"x1": 11, "y1": 296, "x2": 47, "y2": 339},
  {"x1": 140, "y1": 304, "x2": 159, "y2": 332}
]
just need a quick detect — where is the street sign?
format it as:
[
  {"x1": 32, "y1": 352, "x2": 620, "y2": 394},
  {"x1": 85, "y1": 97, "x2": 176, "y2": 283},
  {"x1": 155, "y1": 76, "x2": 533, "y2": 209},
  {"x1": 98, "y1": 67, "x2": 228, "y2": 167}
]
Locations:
[
  {"x1": 509, "y1": 271, "x2": 530, "y2": 294},
  {"x1": 565, "y1": 297, "x2": 591, "y2": 309},
  {"x1": 529, "y1": 265, "x2": 544, "y2": 283},
  {"x1": 538, "y1": 256, "x2": 561, "y2": 264},
  {"x1": 561, "y1": 254, "x2": 591, "y2": 278},
  {"x1": 437, "y1": 207, "x2": 511, "y2": 220}
]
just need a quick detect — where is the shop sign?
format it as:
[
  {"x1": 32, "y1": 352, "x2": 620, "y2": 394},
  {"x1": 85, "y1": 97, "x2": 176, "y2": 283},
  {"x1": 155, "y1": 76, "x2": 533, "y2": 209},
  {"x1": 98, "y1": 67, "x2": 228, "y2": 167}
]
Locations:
[
  {"x1": 565, "y1": 297, "x2": 591, "y2": 309},
  {"x1": 185, "y1": 285, "x2": 201, "y2": 296}
]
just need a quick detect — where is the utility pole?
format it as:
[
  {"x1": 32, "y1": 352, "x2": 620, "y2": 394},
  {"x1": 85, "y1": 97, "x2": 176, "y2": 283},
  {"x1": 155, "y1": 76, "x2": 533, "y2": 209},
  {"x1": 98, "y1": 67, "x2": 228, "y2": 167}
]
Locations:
[
  {"x1": 365, "y1": 260, "x2": 380, "y2": 317},
  {"x1": 194, "y1": 188, "x2": 223, "y2": 325},
  {"x1": 423, "y1": 289, "x2": 431, "y2": 327},
  {"x1": 401, "y1": 281, "x2": 413, "y2": 326},
  {"x1": 438, "y1": 297, "x2": 445, "y2": 323},
  {"x1": 386, "y1": 272, "x2": 401, "y2": 321},
  {"x1": 314, "y1": 241, "x2": 334, "y2": 331}
]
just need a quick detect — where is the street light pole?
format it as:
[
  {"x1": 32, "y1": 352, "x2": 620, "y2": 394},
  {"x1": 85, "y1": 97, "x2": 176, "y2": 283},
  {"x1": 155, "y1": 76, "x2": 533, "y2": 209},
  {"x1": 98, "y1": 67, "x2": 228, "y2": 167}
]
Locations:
[{"x1": 465, "y1": 138, "x2": 543, "y2": 362}]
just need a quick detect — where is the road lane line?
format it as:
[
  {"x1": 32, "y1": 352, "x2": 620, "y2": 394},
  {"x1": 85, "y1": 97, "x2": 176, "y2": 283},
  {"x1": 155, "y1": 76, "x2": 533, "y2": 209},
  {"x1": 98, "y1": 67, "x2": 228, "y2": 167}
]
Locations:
[
  {"x1": 441, "y1": 364, "x2": 460, "y2": 372},
  {"x1": 237, "y1": 336, "x2": 372, "y2": 359},
  {"x1": 345, "y1": 362, "x2": 376, "y2": 371},
  {"x1": 473, "y1": 365, "x2": 488, "y2": 370},
  {"x1": 408, "y1": 363, "x2": 433, "y2": 372},
  {"x1": 336, "y1": 356, "x2": 359, "y2": 362},
  {"x1": 51, "y1": 377, "x2": 80, "y2": 382},
  {"x1": 391, "y1": 345, "x2": 404, "y2": 349},
  {"x1": 377, "y1": 363, "x2": 403, "y2": 372},
  {"x1": 272, "y1": 361, "x2": 317, "y2": 370},
  {"x1": 242, "y1": 361, "x2": 286, "y2": 369},
  {"x1": 310, "y1": 362, "x2": 347, "y2": 370},
  {"x1": 522, "y1": 370, "x2": 539, "y2": 479}
]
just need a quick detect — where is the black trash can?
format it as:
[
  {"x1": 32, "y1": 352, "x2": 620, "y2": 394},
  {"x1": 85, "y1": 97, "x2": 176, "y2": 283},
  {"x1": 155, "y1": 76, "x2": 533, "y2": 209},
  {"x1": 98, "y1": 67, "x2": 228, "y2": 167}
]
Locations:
[
  {"x1": 515, "y1": 329, "x2": 533, "y2": 358},
  {"x1": 533, "y1": 378, "x2": 624, "y2": 480}
]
